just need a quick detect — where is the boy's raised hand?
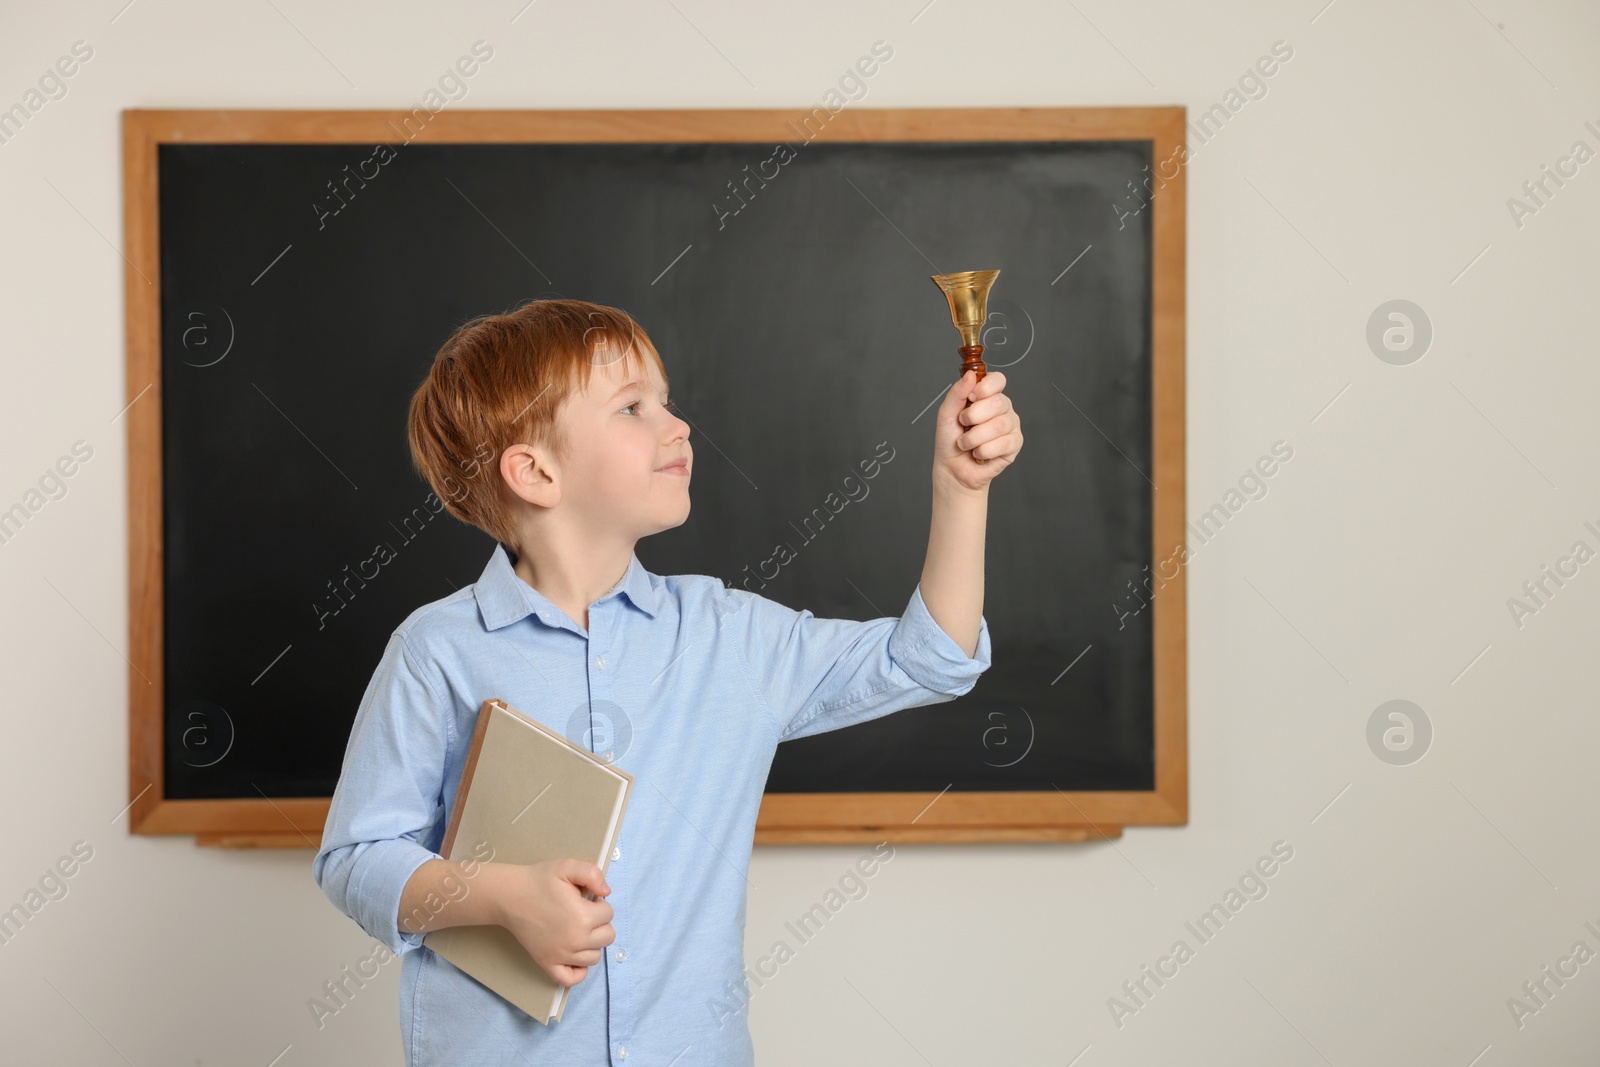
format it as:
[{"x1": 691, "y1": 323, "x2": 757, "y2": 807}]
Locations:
[
  {"x1": 933, "y1": 369, "x2": 1023, "y2": 493},
  {"x1": 496, "y1": 858, "x2": 616, "y2": 988}
]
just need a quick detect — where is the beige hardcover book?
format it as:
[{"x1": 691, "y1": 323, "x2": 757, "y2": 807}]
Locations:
[{"x1": 422, "y1": 697, "x2": 633, "y2": 1024}]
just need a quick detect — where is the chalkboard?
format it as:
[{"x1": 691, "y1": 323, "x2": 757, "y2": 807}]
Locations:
[{"x1": 124, "y1": 109, "x2": 1187, "y2": 845}]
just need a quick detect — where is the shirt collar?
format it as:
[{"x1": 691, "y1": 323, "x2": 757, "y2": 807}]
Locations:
[{"x1": 473, "y1": 542, "x2": 660, "y2": 631}]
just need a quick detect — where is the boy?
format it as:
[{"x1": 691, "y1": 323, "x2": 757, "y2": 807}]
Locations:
[{"x1": 313, "y1": 298, "x2": 1022, "y2": 1065}]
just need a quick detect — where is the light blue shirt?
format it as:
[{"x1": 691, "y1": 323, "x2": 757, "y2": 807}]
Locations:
[{"x1": 313, "y1": 542, "x2": 991, "y2": 1066}]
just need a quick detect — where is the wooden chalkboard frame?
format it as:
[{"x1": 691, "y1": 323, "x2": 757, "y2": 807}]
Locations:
[{"x1": 124, "y1": 107, "x2": 1186, "y2": 847}]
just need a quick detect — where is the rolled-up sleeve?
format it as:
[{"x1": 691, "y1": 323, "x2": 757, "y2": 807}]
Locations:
[
  {"x1": 723, "y1": 581, "x2": 992, "y2": 743},
  {"x1": 312, "y1": 630, "x2": 452, "y2": 956}
]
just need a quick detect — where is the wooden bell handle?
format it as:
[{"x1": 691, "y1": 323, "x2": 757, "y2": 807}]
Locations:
[{"x1": 959, "y1": 344, "x2": 988, "y2": 465}]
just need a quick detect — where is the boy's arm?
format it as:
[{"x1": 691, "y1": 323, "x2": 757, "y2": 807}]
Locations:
[
  {"x1": 718, "y1": 577, "x2": 992, "y2": 744},
  {"x1": 921, "y1": 366, "x2": 1020, "y2": 658},
  {"x1": 397, "y1": 857, "x2": 506, "y2": 934},
  {"x1": 917, "y1": 479, "x2": 987, "y2": 659},
  {"x1": 718, "y1": 368, "x2": 1019, "y2": 743},
  {"x1": 312, "y1": 630, "x2": 453, "y2": 956}
]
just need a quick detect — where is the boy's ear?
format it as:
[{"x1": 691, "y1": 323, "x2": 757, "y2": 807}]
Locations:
[{"x1": 499, "y1": 442, "x2": 560, "y2": 508}]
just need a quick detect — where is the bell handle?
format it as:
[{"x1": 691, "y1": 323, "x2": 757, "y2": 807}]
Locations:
[{"x1": 958, "y1": 345, "x2": 989, "y2": 465}]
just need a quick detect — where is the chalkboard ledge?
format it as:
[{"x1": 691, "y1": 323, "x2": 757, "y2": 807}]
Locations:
[{"x1": 193, "y1": 825, "x2": 1125, "y2": 848}]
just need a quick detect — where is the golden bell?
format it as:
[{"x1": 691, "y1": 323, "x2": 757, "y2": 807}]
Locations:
[
  {"x1": 930, "y1": 269, "x2": 1000, "y2": 351},
  {"x1": 930, "y1": 269, "x2": 1000, "y2": 464}
]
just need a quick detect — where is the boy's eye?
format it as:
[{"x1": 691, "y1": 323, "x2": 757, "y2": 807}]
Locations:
[{"x1": 621, "y1": 397, "x2": 677, "y2": 415}]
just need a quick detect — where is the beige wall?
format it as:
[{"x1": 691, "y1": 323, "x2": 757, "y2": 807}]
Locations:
[{"x1": 2, "y1": 0, "x2": 1598, "y2": 1062}]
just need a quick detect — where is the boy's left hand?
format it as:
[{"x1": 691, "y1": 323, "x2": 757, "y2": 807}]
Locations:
[{"x1": 933, "y1": 368, "x2": 1023, "y2": 493}]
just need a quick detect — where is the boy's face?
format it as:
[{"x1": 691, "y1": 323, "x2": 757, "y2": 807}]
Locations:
[{"x1": 552, "y1": 349, "x2": 692, "y2": 540}]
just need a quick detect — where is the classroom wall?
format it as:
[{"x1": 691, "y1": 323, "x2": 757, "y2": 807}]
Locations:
[{"x1": 3, "y1": 1, "x2": 1598, "y2": 1063}]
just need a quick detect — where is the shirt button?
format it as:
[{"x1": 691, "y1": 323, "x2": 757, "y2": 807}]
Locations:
[
  {"x1": 611, "y1": 846, "x2": 621, "y2": 862},
  {"x1": 615, "y1": 948, "x2": 627, "y2": 962},
  {"x1": 617, "y1": 1046, "x2": 629, "y2": 1060},
  {"x1": 595, "y1": 655, "x2": 605, "y2": 669}
]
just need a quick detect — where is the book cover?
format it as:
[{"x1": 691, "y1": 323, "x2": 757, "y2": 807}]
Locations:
[{"x1": 423, "y1": 697, "x2": 632, "y2": 1023}]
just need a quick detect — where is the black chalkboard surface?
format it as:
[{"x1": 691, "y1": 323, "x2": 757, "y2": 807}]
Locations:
[{"x1": 128, "y1": 108, "x2": 1185, "y2": 843}]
